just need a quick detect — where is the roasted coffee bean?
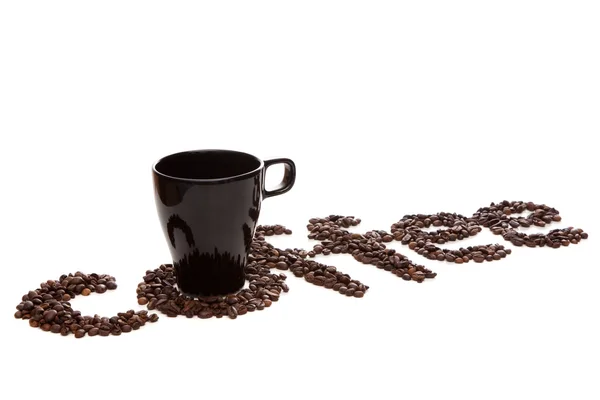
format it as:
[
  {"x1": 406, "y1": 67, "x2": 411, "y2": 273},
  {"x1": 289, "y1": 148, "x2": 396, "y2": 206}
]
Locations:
[
  {"x1": 275, "y1": 261, "x2": 288, "y2": 270},
  {"x1": 227, "y1": 306, "x2": 238, "y2": 319},
  {"x1": 22, "y1": 301, "x2": 34, "y2": 311},
  {"x1": 70, "y1": 277, "x2": 84, "y2": 285},
  {"x1": 43, "y1": 309, "x2": 57, "y2": 322}
]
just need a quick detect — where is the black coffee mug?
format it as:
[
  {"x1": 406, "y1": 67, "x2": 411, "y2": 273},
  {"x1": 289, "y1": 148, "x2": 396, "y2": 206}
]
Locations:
[{"x1": 152, "y1": 149, "x2": 296, "y2": 297}]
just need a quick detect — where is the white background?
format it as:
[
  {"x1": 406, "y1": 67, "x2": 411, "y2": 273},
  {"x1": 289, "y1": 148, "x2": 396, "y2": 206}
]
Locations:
[{"x1": 1, "y1": 1, "x2": 599, "y2": 399}]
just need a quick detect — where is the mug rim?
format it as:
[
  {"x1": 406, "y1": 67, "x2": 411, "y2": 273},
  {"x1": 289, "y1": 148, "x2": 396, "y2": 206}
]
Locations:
[{"x1": 152, "y1": 149, "x2": 264, "y2": 183}]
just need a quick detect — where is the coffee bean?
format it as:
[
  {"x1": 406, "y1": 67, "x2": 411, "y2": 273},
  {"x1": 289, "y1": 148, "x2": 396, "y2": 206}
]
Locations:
[
  {"x1": 22, "y1": 301, "x2": 34, "y2": 311},
  {"x1": 275, "y1": 262, "x2": 288, "y2": 270},
  {"x1": 156, "y1": 298, "x2": 167, "y2": 307},
  {"x1": 106, "y1": 281, "x2": 117, "y2": 290},
  {"x1": 473, "y1": 255, "x2": 485, "y2": 263},
  {"x1": 227, "y1": 306, "x2": 238, "y2": 319},
  {"x1": 87, "y1": 328, "x2": 99, "y2": 336},
  {"x1": 43, "y1": 309, "x2": 57, "y2": 322},
  {"x1": 70, "y1": 277, "x2": 84, "y2": 285}
]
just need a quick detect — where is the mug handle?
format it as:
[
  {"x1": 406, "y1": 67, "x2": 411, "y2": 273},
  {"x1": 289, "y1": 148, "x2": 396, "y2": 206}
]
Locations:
[{"x1": 263, "y1": 158, "x2": 296, "y2": 199}]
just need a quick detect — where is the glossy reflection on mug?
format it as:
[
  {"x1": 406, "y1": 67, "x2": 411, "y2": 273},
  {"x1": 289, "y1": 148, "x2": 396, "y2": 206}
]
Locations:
[{"x1": 152, "y1": 149, "x2": 295, "y2": 297}]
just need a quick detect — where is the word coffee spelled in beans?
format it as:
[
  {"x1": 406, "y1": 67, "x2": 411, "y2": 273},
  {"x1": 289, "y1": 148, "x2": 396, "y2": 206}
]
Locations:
[{"x1": 14, "y1": 200, "x2": 589, "y2": 333}]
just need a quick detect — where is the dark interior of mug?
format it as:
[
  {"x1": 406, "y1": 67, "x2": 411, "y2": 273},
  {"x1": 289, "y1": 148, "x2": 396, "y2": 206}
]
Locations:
[{"x1": 155, "y1": 150, "x2": 261, "y2": 180}]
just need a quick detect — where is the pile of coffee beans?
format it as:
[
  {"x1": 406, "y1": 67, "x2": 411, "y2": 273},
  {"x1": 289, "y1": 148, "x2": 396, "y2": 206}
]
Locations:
[
  {"x1": 259, "y1": 222, "x2": 370, "y2": 295},
  {"x1": 390, "y1": 212, "x2": 511, "y2": 263},
  {"x1": 14, "y1": 272, "x2": 158, "y2": 337},
  {"x1": 306, "y1": 215, "x2": 437, "y2": 282},
  {"x1": 473, "y1": 201, "x2": 588, "y2": 247},
  {"x1": 136, "y1": 262, "x2": 287, "y2": 319},
  {"x1": 137, "y1": 223, "x2": 370, "y2": 319}
]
